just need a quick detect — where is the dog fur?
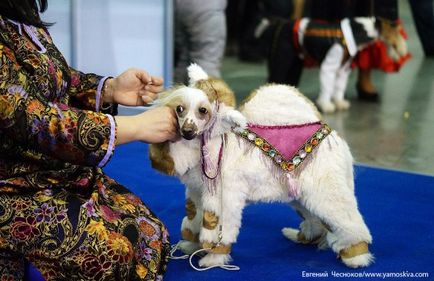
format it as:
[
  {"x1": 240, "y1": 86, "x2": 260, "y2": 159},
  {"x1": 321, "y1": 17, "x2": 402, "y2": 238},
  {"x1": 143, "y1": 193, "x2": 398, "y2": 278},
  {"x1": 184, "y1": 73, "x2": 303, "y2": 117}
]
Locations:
[{"x1": 150, "y1": 64, "x2": 373, "y2": 268}]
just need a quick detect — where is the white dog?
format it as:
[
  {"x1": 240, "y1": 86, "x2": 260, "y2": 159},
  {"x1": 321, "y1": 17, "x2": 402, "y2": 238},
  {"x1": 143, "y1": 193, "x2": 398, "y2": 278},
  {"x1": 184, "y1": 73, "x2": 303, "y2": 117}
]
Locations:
[{"x1": 150, "y1": 64, "x2": 373, "y2": 269}]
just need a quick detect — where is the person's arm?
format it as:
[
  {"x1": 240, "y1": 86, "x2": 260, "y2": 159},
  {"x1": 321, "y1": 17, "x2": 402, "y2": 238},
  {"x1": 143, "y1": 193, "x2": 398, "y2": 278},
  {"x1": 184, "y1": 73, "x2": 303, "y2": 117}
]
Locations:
[
  {"x1": 68, "y1": 67, "x2": 110, "y2": 112},
  {"x1": 0, "y1": 43, "x2": 176, "y2": 167},
  {"x1": 68, "y1": 67, "x2": 164, "y2": 112},
  {"x1": 0, "y1": 86, "x2": 116, "y2": 168},
  {"x1": 0, "y1": 42, "x2": 115, "y2": 167}
]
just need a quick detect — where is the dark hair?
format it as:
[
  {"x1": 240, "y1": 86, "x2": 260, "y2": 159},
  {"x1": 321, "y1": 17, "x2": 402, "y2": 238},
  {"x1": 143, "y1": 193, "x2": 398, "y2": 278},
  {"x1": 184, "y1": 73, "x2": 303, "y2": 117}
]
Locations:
[{"x1": 0, "y1": 0, "x2": 50, "y2": 27}]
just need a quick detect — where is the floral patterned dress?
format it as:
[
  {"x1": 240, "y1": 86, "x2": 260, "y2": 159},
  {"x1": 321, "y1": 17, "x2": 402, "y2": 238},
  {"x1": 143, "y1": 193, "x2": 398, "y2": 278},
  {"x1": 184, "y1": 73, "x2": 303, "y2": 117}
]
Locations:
[{"x1": 0, "y1": 16, "x2": 169, "y2": 280}]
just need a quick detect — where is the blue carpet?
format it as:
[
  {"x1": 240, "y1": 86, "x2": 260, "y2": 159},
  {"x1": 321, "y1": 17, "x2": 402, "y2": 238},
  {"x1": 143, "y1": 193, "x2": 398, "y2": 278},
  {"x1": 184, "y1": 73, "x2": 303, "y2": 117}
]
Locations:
[{"x1": 28, "y1": 142, "x2": 434, "y2": 280}]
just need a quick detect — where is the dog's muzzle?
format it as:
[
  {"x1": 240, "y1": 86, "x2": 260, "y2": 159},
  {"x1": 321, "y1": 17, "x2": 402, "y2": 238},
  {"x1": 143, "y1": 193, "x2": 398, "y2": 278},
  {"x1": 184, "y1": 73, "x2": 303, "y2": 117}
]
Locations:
[{"x1": 181, "y1": 128, "x2": 197, "y2": 140}]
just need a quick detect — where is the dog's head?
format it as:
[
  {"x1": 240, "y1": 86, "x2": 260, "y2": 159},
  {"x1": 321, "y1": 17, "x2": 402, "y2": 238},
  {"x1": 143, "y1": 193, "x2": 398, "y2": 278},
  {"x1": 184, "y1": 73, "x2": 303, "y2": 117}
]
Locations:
[
  {"x1": 158, "y1": 86, "x2": 215, "y2": 140},
  {"x1": 377, "y1": 18, "x2": 408, "y2": 59},
  {"x1": 154, "y1": 64, "x2": 243, "y2": 140},
  {"x1": 351, "y1": 17, "x2": 408, "y2": 59}
]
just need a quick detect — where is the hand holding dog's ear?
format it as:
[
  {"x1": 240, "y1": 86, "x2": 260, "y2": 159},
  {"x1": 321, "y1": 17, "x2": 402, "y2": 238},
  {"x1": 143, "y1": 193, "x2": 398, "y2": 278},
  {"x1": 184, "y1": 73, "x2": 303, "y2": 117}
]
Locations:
[{"x1": 103, "y1": 68, "x2": 164, "y2": 106}]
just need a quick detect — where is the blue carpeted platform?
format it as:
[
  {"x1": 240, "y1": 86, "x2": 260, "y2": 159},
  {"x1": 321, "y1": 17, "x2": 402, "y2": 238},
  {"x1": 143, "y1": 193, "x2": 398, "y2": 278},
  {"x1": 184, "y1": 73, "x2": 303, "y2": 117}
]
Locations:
[{"x1": 28, "y1": 142, "x2": 434, "y2": 280}]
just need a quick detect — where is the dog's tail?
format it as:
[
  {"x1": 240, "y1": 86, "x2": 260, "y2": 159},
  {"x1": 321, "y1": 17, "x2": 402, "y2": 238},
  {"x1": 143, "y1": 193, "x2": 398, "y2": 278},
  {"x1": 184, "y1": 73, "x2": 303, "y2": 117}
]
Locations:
[
  {"x1": 187, "y1": 63, "x2": 237, "y2": 107},
  {"x1": 187, "y1": 63, "x2": 209, "y2": 86}
]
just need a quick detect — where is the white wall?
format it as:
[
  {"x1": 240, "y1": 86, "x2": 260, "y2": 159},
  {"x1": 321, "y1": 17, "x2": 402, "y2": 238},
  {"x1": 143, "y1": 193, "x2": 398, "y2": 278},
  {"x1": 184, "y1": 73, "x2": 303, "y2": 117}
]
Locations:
[{"x1": 42, "y1": 0, "x2": 173, "y2": 85}]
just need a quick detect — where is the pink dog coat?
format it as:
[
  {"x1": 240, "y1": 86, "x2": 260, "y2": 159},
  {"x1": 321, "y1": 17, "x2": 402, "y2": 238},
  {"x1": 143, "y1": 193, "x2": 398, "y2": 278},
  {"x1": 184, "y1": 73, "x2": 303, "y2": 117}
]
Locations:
[{"x1": 237, "y1": 122, "x2": 331, "y2": 172}]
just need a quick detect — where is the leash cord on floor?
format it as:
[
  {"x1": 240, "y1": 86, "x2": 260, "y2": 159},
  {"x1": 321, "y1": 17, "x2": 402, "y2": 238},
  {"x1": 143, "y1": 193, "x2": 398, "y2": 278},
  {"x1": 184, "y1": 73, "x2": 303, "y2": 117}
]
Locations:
[
  {"x1": 169, "y1": 241, "x2": 240, "y2": 271},
  {"x1": 169, "y1": 241, "x2": 189, "y2": 260},
  {"x1": 188, "y1": 248, "x2": 240, "y2": 271}
]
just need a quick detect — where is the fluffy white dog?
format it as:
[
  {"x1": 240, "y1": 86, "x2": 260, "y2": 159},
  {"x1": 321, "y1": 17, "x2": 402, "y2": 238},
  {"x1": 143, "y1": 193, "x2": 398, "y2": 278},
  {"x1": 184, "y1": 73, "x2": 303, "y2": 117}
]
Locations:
[{"x1": 150, "y1": 64, "x2": 373, "y2": 269}]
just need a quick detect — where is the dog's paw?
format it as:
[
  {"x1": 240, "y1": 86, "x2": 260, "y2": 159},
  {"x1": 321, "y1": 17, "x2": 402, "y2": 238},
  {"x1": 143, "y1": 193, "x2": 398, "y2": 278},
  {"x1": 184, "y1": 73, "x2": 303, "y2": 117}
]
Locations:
[
  {"x1": 316, "y1": 99, "x2": 336, "y2": 113},
  {"x1": 188, "y1": 63, "x2": 209, "y2": 85},
  {"x1": 178, "y1": 240, "x2": 202, "y2": 255},
  {"x1": 282, "y1": 227, "x2": 300, "y2": 243},
  {"x1": 222, "y1": 109, "x2": 248, "y2": 133},
  {"x1": 342, "y1": 252, "x2": 374, "y2": 268},
  {"x1": 334, "y1": 99, "x2": 351, "y2": 111},
  {"x1": 199, "y1": 253, "x2": 232, "y2": 268},
  {"x1": 317, "y1": 236, "x2": 329, "y2": 250},
  {"x1": 283, "y1": 227, "x2": 329, "y2": 249}
]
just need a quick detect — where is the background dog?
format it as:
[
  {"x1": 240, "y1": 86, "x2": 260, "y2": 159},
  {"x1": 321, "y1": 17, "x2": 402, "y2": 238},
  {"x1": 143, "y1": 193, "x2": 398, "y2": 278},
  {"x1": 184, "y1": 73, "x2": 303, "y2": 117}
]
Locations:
[
  {"x1": 150, "y1": 64, "x2": 373, "y2": 269},
  {"x1": 262, "y1": 17, "x2": 408, "y2": 113}
]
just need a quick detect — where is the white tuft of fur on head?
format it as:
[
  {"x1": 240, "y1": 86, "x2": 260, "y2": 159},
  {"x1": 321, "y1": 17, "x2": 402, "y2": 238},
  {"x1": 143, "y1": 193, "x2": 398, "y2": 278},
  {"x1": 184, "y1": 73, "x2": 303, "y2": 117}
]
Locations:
[
  {"x1": 187, "y1": 63, "x2": 209, "y2": 86},
  {"x1": 147, "y1": 86, "x2": 188, "y2": 109}
]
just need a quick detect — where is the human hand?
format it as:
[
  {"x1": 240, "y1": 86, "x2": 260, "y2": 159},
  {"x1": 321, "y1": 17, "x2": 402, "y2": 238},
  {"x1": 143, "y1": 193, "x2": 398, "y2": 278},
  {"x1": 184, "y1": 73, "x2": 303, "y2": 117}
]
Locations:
[
  {"x1": 103, "y1": 68, "x2": 164, "y2": 106},
  {"x1": 136, "y1": 106, "x2": 178, "y2": 143},
  {"x1": 115, "y1": 106, "x2": 178, "y2": 144}
]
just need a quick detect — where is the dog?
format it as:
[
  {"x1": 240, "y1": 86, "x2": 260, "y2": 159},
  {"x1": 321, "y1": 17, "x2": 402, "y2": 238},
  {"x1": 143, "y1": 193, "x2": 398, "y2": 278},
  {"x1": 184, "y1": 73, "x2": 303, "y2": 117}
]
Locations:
[
  {"x1": 149, "y1": 64, "x2": 373, "y2": 269},
  {"x1": 261, "y1": 16, "x2": 408, "y2": 113}
]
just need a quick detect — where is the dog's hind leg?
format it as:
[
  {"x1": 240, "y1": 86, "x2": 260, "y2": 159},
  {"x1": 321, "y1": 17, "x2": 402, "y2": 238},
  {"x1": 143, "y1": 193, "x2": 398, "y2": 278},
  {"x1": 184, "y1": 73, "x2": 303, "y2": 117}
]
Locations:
[
  {"x1": 179, "y1": 187, "x2": 203, "y2": 255},
  {"x1": 283, "y1": 201, "x2": 328, "y2": 249},
  {"x1": 299, "y1": 174, "x2": 373, "y2": 268}
]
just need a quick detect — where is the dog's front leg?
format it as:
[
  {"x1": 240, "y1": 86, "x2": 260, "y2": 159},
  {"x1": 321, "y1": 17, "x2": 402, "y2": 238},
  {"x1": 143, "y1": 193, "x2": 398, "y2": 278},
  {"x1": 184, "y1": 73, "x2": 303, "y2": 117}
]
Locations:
[
  {"x1": 332, "y1": 59, "x2": 351, "y2": 111},
  {"x1": 316, "y1": 43, "x2": 346, "y2": 113},
  {"x1": 179, "y1": 186, "x2": 203, "y2": 255},
  {"x1": 198, "y1": 183, "x2": 247, "y2": 267}
]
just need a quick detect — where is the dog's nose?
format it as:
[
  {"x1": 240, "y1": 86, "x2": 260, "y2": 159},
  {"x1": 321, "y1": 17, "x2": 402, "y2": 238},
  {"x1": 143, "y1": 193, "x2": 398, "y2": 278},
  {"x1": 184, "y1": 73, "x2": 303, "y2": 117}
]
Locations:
[{"x1": 181, "y1": 128, "x2": 196, "y2": 140}]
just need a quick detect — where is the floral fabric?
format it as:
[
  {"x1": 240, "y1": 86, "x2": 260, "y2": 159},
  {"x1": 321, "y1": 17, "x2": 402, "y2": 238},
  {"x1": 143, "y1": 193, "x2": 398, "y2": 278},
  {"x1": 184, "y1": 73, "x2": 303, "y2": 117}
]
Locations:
[
  {"x1": 0, "y1": 16, "x2": 169, "y2": 280},
  {"x1": 0, "y1": 178, "x2": 170, "y2": 280}
]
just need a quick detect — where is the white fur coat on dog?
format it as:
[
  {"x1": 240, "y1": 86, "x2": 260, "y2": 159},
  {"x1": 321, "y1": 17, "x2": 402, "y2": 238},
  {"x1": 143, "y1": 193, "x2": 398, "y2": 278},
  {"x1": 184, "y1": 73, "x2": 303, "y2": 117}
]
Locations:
[{"x1": 149, "y1": 64, "x2": 373, "y2": 269}]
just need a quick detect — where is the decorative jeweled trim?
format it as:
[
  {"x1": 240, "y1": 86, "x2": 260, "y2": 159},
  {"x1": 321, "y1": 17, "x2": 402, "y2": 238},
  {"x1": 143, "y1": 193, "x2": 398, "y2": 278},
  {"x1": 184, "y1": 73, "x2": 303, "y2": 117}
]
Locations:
[{"x1": 237, "y1": 123, "x2": 331, "y2": 172}]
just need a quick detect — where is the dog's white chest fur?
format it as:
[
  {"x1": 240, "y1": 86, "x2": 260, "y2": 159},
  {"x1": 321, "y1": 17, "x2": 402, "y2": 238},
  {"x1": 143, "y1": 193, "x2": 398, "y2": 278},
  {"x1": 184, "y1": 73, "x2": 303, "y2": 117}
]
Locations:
[{"x1": 170, "y1": 139, "x2": 201, "y2": 176}]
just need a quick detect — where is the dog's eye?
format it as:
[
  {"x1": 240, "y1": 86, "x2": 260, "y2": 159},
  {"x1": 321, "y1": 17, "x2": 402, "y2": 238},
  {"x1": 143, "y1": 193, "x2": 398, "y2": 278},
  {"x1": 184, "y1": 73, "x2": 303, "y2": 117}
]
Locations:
[
  {"x1": 176, "y1": 105, "x2": 184, "y2": 114},
  {"x1": 198, "y1": 107, "x2": 208, "y2": 114}
]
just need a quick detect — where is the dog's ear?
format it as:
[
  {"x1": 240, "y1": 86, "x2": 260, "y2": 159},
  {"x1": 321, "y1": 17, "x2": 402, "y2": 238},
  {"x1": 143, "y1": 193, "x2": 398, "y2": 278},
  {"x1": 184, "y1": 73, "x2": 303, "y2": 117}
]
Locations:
[
  {"x1": 195, "y1": 78, "x2": 237, "y2": 107},
  {"x1": 219, "y1": 107, "x2": 248, "y2": 134},
  {"x1": 149, "y1": 143, "x2": 175, "y2": 176},
  {"x1": 187, "y1": 63, "x2": 209, "y2": 86}
]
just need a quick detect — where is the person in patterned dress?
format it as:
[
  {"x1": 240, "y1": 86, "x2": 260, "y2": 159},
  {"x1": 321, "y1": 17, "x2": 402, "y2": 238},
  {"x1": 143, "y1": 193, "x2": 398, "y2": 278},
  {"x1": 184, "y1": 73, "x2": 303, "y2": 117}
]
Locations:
[{"x1": 0, "y1": 0, "x2": 177, "y2": 280}]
